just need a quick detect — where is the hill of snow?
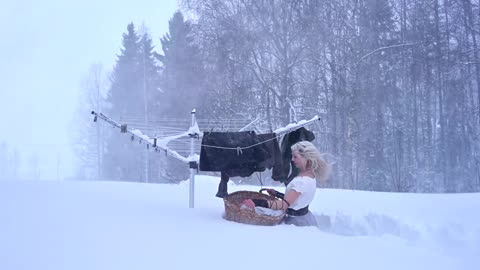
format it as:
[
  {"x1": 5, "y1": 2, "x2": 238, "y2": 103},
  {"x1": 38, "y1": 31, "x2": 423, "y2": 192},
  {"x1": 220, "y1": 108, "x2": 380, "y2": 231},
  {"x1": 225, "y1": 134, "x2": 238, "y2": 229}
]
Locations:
[{"x1": 1, "y1": 175, "x2": 478, "y2": 270}]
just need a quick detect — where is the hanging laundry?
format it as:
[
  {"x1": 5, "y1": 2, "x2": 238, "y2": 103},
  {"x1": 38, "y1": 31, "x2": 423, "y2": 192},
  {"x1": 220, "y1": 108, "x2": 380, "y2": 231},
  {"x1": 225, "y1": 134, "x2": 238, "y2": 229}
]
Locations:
[
  {"x1": 200, "y1": 127, "x2": 316, "y2": 197},
  {"x1": 199, "y1": 131, "x2": 275, "y2": 173},
  {"x1": 199, "y1": 131, "x2": 281, "y2": 198},
  {"x1": 271, "y1": 127, "x2": 316, "y2": 185},
  {"x1": 208, "y1": 132, "x2": 281, "y2": 197}
]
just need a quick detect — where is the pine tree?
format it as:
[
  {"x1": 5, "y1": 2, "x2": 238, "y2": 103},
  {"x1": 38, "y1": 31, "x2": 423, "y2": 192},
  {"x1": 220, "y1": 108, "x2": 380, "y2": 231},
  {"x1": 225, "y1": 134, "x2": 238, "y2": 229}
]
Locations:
[
  {"x1": 138, "y1": 30, "x2": 163, "y2": 183},
  {"x1": 153, "y1": 11, "x2": 207, "y2": 181},
  {"x1": 157, "y1": 11, "x2": 205, "y2": 118},
  {"x1": 103, "y1": 23, "x2": 146, "y2": 182},
  {"x1": 139, "y1": 31, "x2": 162, "y2": 121},
  {"x1": 107, "y1": 23, "x2": 143, "y2": 119}
]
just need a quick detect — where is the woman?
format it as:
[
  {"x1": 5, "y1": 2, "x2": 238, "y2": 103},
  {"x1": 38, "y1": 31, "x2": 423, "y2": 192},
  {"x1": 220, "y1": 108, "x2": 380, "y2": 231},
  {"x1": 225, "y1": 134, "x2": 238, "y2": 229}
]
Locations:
[{"x1": 242, "y1": 140, "x2": 331, "y2": 227}]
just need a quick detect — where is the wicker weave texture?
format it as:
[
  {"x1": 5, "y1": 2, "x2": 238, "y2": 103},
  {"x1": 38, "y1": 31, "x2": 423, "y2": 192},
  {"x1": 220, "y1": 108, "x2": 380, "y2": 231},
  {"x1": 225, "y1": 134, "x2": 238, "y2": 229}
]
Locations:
[{"x1": 223, "y1": 190, "x2": 286, "y2": 226}]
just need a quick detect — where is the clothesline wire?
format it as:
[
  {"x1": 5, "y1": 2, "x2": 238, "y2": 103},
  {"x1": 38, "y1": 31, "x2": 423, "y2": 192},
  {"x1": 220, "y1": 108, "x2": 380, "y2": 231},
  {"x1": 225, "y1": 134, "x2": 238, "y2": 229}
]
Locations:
[{"x1": 199, "y1": 132, "x2": 286, "y2": 152}]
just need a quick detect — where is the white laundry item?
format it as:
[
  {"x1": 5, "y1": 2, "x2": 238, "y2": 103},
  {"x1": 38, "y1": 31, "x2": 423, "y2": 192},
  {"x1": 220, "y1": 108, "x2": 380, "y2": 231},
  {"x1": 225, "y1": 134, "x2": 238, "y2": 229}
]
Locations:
[{"x1": 255, "y1": 206, "x2": 284, "y2": 217}]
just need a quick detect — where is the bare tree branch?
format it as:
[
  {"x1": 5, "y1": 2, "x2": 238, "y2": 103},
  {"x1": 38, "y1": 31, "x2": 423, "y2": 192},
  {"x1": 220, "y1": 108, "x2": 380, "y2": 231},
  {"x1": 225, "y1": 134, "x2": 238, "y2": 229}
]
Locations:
[{"x1": 355, "y1": 42, "x2": 423, "y2": 67}]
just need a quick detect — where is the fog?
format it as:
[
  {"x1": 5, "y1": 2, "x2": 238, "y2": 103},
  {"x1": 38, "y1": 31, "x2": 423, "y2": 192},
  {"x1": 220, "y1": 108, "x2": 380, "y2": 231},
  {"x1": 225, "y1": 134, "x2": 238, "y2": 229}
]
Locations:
[{"x1": 0, "y1": 0, "x2": 178, "y2": 179}]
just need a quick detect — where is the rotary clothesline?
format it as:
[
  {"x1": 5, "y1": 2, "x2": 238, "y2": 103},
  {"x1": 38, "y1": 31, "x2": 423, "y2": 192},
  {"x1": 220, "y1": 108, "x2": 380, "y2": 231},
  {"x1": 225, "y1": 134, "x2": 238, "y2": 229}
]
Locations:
[
  {"x1": 91, "y1": 110, "x2": 321, "y2": 164},
  {"x1": 91, "y1": 110, "x2": 198, "y2": 164},
  {"x1": 91, "y1": 109, "x2": 321, "y2": 208}
]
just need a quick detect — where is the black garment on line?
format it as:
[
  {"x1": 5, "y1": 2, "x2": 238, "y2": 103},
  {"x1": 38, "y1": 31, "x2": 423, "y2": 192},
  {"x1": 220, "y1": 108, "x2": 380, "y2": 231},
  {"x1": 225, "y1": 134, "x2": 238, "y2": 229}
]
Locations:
[
  {"x1": 199, "y1": 131, "x2": 281, "y2": 198},
  {"x1": 199, "y1": 131, "x2": 275, "y2": 174},
  {"x1": 271, "y1": 127, "x2": 316, "y2": 186},
  {"x1": 199, "y1": 127, "x2": 315, "y2": 197}
]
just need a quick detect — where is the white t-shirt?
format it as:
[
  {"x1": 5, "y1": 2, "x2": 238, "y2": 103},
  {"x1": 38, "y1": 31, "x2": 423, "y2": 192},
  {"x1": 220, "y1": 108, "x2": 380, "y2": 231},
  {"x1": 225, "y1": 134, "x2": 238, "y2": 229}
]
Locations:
[{"x1": 285, "y1": 176, "x2": 317, "y2": 210}]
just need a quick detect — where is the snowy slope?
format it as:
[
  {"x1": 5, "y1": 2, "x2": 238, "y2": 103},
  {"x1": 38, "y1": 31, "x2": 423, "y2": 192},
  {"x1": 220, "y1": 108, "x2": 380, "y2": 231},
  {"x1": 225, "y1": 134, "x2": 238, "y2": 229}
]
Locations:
[{"x1": 1, "y1": 176, "x2": 478, "y2": 270}]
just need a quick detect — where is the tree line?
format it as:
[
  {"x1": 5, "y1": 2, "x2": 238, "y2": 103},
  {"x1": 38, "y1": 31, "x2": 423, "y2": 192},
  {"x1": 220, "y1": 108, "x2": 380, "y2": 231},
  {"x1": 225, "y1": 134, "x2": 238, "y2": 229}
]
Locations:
[{"x1": 75, "y1": 0, "x2": 480, "y2": 193}]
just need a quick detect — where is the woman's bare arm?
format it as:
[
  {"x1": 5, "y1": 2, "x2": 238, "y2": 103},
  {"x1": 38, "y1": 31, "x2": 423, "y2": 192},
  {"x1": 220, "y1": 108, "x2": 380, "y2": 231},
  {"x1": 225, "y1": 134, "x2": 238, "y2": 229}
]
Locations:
[{"x1": 267, "y1": 190, "x2": 300, "y2": 210}]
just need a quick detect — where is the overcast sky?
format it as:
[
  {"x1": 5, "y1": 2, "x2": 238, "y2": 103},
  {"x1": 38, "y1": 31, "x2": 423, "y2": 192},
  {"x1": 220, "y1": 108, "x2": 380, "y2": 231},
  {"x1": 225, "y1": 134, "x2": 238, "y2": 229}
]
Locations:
[{"x1": 0, "y1": 0, "x2": 179, "y2": 178}]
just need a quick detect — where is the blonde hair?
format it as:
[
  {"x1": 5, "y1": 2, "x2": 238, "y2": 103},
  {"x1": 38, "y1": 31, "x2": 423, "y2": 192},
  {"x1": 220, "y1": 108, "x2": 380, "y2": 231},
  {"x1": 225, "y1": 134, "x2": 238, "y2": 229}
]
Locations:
[{"x1": 291, "y1": 141, "x2": 331, "y2": 183}]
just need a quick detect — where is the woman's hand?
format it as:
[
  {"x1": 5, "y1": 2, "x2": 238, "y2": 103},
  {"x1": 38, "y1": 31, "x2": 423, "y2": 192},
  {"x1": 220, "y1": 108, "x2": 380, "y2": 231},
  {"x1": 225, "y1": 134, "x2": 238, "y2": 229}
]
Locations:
[{"x1": 265, "y1": 188, "x2": 277, "y2": 196}]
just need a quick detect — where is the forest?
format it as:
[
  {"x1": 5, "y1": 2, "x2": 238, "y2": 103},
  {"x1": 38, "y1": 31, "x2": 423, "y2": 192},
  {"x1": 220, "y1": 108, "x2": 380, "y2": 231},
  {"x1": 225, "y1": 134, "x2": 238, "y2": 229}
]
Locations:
[{"x1": 73, "y1": 0, "x2": 480, "y2": 193}]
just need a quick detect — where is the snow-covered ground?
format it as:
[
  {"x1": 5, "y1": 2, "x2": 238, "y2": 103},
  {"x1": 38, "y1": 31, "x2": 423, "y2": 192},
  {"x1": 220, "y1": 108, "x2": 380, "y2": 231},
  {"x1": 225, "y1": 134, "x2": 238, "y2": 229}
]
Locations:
[{"x1": 1, "y1": 175, "x2": 478, "y2": 270}]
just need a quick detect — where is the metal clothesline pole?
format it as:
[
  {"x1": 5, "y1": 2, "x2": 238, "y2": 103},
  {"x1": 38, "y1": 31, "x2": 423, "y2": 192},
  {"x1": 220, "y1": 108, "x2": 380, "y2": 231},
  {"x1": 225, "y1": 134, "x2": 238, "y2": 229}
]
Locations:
[{"x1": 189, "y1": 109, "x2": 197, "y2": 208}]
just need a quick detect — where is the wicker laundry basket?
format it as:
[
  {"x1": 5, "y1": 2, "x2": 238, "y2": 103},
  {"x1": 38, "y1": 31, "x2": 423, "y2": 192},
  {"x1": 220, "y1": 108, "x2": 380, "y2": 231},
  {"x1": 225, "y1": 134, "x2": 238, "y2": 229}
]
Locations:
[{"x1": 223, "y1": 189, "x2": 286, "y2": 226}]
